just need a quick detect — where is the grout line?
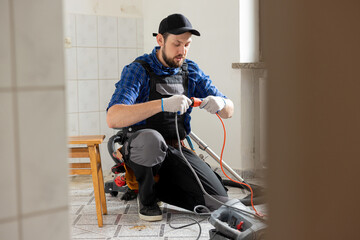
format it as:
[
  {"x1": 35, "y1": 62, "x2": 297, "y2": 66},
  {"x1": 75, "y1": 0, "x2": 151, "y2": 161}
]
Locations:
[
  {"x1": 87, "y1": 196, "x2": 95, "y2": 205},
  {"x1": 117, "y1": 16, "x2": 120, "y2": 81},
  {"x1": 76, "y1": 78, "x2": 101, "y2": 81},
  {"x1": 74, "y1": 14, "x2": 80, "y2": 136},
  {"x1": 0, "y1": 85, "x2": 65, "y2": 92},
  {"x1": 75, "y1": 205, "x2": 85, "y2": 215},
  {"x1": 21, "y1": 206, "x2": 69, "y2": 220},
  {"x1": 114, "y1": 225, "x2": 122, "y2": 237},
  {"x1": 96, "y1": 15, "x2": 101, "y2": 135},
  {"x1": 0, "y1": 87, "x2": 13, "y2": 92},
  {"x1": 159, "y1": 224, "x2": 165, "y2": 237},
  {"x1": 135, "y1": 17, "x2": 138, "y2": 53},
  {"x1": 0, "y1": 216, "x2": 18, "y2": 225},
  {"x1": 124, "y1": 204, "x2": 130, "y2": 214},
  {"x1": 8, "y1": 0, "x2": 23, "y2": 239},
  {"x1": 72, "y1": 214, "x2": 82, "y2": 225},
  {"x1": 74, "y1": 46, "x2": 137, "y2": 49},
  {"x1": 114, "y1": 214, "x2": 122, "y2": 225}
]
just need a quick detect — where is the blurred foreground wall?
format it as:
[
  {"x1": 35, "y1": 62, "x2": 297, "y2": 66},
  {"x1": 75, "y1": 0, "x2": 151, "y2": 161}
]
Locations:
[{"x1": 263, "y1": 1, "x2": 360, "y2": 239}]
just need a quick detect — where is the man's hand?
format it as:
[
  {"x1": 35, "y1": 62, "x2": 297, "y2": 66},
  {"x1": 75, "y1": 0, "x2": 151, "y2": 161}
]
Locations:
[
  {"x1": 200, "y1": 96, "x2": 226, "y2": 114},
  {"x1": 162, "y1": 95, "x2": 192, "y2": 115}
]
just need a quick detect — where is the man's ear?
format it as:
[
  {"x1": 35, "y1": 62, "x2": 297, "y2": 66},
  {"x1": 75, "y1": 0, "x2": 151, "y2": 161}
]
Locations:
[{"x1": 156, "y1": 34, "x2": 164, "y2": 47}]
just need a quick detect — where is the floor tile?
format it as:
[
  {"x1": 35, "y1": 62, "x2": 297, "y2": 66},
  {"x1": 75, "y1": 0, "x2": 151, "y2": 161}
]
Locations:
[
  {"x1": 72, "y1": 225, "x2": 118, "y2": 238},
  {"x1": 117, "y1": 224, "x2": 162, "y2": 237},
  {"x1": 76, "y1": 214, "x2": 119, "y2": 225}
]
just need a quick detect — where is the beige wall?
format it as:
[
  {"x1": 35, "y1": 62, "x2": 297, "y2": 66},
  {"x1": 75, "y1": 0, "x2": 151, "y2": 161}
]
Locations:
[
  {"x1": 0, "y1": 0, "x2": 69, "y2": 239},
  {"x1": 264, "y1": 0, "x2": 360, "y2": 239}
]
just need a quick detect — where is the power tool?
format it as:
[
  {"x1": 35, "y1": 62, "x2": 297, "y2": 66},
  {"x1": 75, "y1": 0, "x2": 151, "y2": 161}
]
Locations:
[{"x1": 208, "y1": 199, "x2": 267, "y2": 240}]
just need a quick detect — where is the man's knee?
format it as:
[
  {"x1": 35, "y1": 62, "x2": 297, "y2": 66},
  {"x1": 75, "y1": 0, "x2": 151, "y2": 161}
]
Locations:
[{"x1": 125, "y1": 129, "x2": 168, "y2": 167}]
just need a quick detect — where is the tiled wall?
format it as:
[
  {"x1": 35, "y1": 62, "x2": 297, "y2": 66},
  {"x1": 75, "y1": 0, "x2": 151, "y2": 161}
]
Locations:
[
  {"x1": 64, "y1": 14, "x2": 144, "y2": 170},
  {"x1": 0, "y1": 0, "x2": 70, "y2": 240}
]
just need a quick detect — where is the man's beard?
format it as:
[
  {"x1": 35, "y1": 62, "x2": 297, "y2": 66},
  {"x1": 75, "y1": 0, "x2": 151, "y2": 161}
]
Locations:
[{"x1": 161, "y1": 48, "x2": 184, "y2": 68}]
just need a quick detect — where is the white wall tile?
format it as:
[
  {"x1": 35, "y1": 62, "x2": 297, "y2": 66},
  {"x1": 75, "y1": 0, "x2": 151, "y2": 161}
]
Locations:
[
  {"x1": 118, "y1": 18, "x2": 137, "y2": 48},
  {"x1": 22, "y1": 210, "x2": 70, "y2": 240},
  {"x1": 118, "y1": 48, "x2": 137, "y2": 72},
  {"x1": 76, "y1": 14, "x2": 97, "y2": 47},
  {"x1": 78, "y1": 80, "x2": 99, "y2": 112},
  {"x1": 98, "y1": 16, "x2": 118, "y2": 47},
  {"x1": 77, "y1": 47, "x2": 98, "y2": 79},
  {"x1": 67, "y1": 113, "x2": 79, "y2": 136},
  {"x1": 66, "y1": 80, "x2": 78, "y2": 113},
  {"x1": 0, "y1": 92, "x2": 17, "y2": 220},
  {"x1": 137, "y1": 48, "x2": 145, "y2": 56},
  {"x1": 0, "y1": 221, "x2": 19, "y2": 240},
  {"x1": 98, "y1": 48, "x2": 118, "y2": 79},
  {"x1": 64, "y1": 14, "x2": 76, "y2": 46},
  {"x1": 79, "y1": 112, "x2": 100, "y2": 135},
  {"x1": 99, "y1": 79, "x2": 117, "y2": 111},
  {"x1": 136, "y1": 18, "x2": 144, "y2": 49},
  {"x1": 13, "y1": 0, "x2": 64, "y2": 87},
  {"x1": 65, "y1": 47, "x2": 77, "y2": 80},
  {"x1": 0, "y1": 0, "x2": 12, "y2": 88},
  {"x1": 17, "y1": 90, "x2": 69, "y2": 215}
]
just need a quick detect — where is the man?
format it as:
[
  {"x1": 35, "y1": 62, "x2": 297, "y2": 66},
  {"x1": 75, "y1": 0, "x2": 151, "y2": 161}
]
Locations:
[{"x1": 107, "y1": 13, "x2": 234, "y2": 221}]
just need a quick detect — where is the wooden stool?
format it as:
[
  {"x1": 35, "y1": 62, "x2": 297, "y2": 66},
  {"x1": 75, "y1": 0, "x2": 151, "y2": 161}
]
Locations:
[{"x1": 68, "y1": 135, "x2": 107, "y2": 227}]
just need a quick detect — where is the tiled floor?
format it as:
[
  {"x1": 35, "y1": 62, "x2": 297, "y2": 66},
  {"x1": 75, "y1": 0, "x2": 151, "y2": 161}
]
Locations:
[{"x1": 68, "y1": 170, "x2": 266, "y2": 240}]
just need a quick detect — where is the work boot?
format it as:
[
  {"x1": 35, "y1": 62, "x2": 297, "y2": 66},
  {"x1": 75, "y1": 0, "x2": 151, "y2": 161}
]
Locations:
[{"x1": 137, "y1": 197, "x2": 162, "y2": 221}]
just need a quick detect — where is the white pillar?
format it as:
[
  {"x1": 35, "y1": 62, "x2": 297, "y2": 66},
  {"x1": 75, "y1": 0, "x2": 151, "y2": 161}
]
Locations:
[{"x1": 240, "y1": 0, "x2": 259, "y2": 63}]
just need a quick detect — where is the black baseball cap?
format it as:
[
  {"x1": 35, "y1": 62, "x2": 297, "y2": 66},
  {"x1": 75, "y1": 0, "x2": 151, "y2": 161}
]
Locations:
[{"x1": 152, "y1": 13, "x2": 200, "y2": 37}]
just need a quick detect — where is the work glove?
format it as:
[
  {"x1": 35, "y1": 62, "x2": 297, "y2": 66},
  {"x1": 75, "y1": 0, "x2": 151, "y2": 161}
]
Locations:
[
  {"x1": 162, "y1": 95, "x2": 192, "y2": 115},
  {"x1": 200, "y1": 96, "x2": 226, "y2": 114}
]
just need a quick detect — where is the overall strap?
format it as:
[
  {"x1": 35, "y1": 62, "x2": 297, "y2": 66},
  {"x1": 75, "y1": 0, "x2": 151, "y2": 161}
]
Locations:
[
  {"x1": 180, "y1": 61, "x2": 189, "y2": 89},
  {"x1": 180, "y1": 61, "x2": 188, "y2": 72},
  {"x1": 133, "y1": 59, "x2": 153, "y2": 75}
]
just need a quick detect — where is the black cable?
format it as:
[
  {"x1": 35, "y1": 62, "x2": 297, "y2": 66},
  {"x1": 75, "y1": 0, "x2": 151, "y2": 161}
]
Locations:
[{"x1": 168, "y1": 216, "x2": 208, "y2": 240}]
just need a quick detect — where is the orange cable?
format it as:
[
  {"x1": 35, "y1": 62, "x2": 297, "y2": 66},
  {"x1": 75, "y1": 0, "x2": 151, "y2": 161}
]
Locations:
[{"x1": 215, "y1": 113, "x2": 262, "y2": 217}]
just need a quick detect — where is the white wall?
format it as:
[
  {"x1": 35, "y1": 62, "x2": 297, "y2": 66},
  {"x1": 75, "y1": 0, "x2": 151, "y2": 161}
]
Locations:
[
  {"x1": 0, "y1": 0, "x2": 69, "y2": 239},
  {"x1": 64, "y1": 0, "x2": 142, "y2": 17},
  {"x1": 142, "y1": 0, "x2": 243, "y2": 170}
]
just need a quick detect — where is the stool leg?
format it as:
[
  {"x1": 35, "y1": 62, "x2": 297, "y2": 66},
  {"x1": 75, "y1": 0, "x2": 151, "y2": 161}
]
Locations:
[
  {"x1": 88, "y1": 145, "x2": 103, "y2": 227},
  {"x1": 96, "y1": 144, "x2": 107, "y2": 215}
]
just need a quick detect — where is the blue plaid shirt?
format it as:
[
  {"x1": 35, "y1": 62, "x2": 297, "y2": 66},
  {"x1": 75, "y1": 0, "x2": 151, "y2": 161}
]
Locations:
[{"x1": 107, "y1": 46, "x2": 226, "y2": 134}]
